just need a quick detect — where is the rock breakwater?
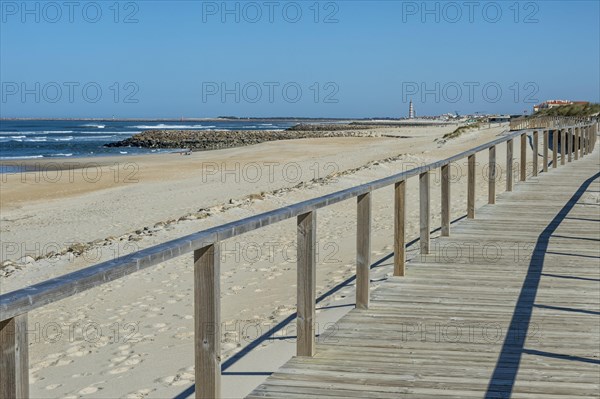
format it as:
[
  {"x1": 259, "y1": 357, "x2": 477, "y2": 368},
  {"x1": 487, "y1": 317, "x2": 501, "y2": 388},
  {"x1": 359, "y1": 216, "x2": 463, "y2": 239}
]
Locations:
[{"x1": 105, "y1": 126, "x2": 379, "y2": 151}]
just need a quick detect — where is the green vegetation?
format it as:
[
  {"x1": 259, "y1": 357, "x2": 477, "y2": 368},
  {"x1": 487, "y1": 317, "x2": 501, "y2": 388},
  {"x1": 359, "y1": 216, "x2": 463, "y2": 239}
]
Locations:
[
  {"x1": 442, "y1": 122, "x2": 482, "y2": 140},
  {"x1": 534, "y1": 103, "x2": 600, "y2": 117}
]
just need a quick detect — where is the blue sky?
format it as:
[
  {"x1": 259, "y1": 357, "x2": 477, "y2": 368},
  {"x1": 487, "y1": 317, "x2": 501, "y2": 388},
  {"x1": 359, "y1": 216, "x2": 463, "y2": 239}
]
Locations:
[{"x1": 1, "y1": 0, "x2": 599, "y2": 118}]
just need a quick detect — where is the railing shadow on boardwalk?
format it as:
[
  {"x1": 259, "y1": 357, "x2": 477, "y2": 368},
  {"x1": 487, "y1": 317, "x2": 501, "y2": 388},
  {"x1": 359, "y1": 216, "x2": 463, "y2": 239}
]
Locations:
[
  {"x1": 174, "y1": 216, "x2": 467, "y2": 399},
  {"x1": 484, "y1": 171, "x2": 600, "y2": 399}
]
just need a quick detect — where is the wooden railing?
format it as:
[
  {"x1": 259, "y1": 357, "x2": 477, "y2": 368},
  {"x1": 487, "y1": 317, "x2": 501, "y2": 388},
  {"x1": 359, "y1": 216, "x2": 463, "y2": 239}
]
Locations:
[
  {"x1": 1, "y1": 119, "x2": 598, "y2": 398},
  {"x1": 509, "y1": 115, "x2": 593, "y2": 130}
]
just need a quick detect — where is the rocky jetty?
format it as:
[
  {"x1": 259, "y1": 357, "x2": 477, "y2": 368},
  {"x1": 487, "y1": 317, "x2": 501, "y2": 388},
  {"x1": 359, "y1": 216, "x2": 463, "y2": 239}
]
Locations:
[
  {"x1": 286, "y1": 123, "x2": 374, "y2": 131},
  {"x1": 105, "y1": 126, "x2": 379, "y2": 151}
]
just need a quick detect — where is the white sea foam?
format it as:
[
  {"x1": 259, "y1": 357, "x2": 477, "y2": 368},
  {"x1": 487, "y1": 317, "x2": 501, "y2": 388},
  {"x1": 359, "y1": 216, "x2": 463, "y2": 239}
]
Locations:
[
  {"x1": 77, "y1": 134, "x2": 135, "y2": 135},
  {"x1": 129, "y1": 124, "x2": 216, "y2": 129},
  {"x1": 81, "y1": 124, "x2": 105, "y2": 129},
  {"x1": 77, "y1": 135, "x2": 113, "y2": 140},
  {"x1": 0, "y1": 155, "x2": 44, "y2": 159},
  {"x1": 50, "y1": 153, "x2": 73, "y2": 157}
]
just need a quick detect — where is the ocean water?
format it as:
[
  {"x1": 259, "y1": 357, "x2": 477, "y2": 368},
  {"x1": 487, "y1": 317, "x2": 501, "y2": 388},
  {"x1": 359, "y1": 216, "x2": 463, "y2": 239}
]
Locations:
[{"x1": 0, "y1": 120, "x2": 296, "y2": 160}]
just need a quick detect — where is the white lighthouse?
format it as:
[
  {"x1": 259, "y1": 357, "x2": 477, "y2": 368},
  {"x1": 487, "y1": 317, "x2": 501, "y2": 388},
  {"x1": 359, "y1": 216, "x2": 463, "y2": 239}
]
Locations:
[{"x1": 408, "y1": 100, "x2": 415, "y2": 119}]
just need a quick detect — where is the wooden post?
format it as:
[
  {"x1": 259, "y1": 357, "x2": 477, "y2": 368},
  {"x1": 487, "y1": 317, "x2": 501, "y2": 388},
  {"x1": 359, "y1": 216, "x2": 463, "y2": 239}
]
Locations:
[
  {"x1": 467, "y1": 154, "x2": 475, "y2": 219},
  {"x1": 560, "y1": 129, "x2": 566, "y2": 165},
  {"x1": 488, "y1": 146, "x2": 496, "y2": 204},
  {"x1": 583, "y1": 126, "x2": 588, "y2": 155},
  {"x1": 356, "y1": 193, "x2": 371, "y2": 310},
  {"x1": 520, "y1": 133, "x2": 527, "y2": 181},
  {"x1": 297, "y1": 211, "x2": 316, "y2": 357},
  {"x1": 575, "y1": 127, "x2": 579, "y2": 160},
  {"x1": 532, "y1": 131, "x2": 538, "y2": 176},
  {"x1": 506, "y1": 139, "x2": 513, "y2": 192},
  {"x1": 441, "y1": 164, "x2": 450, "y2": 237},
  {"x1": 394, "y1": 180, "x2": 406, "y2": 276},
  {"x1": 0, "y1": 314, "x2": 29, "y2": 399},
  {"x1": 543, "y1": 130, "x2": 549, "y2": 172},
  {"x1": 580, "y1": 127, "x2": 584, "y2": 156},
  {"x1": 419, "y1": 172, "x2": 430, "y2": 254},
  {"x1": 194, "y1": 243, "x2": 221, "y2": 399},
  {"x1": 552, "y1": 129, "x2": 558, "y2": 168},
  {"x1": 587, "y1": 126, "x2": 590, "y2": 154},
  {"x1": 567, "y1": 128, "x2": 572, "y2": 163}
]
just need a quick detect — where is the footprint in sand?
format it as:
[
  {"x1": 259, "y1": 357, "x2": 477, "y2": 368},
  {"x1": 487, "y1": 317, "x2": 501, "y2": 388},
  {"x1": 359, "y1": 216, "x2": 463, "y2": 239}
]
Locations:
[
  {"x1": 108, "y1": 367, "x2": 130, "y2": 375},
  {"x1": 159, "y1": 371, "x2": 194, "y2": 387},
  {"x1": 78, "y1": 386, "x2": 100, "y2": 395},
  {"x1": 126, "y1": 388, "x2": 153, "y2": 399}
]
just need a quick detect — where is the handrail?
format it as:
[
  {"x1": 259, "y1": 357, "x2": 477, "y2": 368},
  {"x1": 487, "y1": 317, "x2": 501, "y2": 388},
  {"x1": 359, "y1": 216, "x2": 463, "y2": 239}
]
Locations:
[
  {"x1": 509, "y1": 115, "x2": 595, "y2": 130},
  {"x1": 0, "y1": 118, "x2": 597, "y2": 399},
  {"x1": 0, "y1": 127, "x2": 538, "y2": 319}
]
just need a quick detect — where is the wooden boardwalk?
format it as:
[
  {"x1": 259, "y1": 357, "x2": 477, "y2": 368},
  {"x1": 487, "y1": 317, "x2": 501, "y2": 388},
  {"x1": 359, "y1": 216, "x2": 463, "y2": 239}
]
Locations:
[
  {"x1": 248, "y1": 155, "x2": 600, "y2": 397},
  {"x1": 1, "y1": 121, "x2": 596, "y2": 399}
]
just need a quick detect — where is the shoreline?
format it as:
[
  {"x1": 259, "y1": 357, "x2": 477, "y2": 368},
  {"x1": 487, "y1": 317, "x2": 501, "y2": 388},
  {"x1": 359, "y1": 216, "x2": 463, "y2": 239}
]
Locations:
[
  {"x1": 0, "y1": 121, "x2": 460, "y2": 165},
  {"x1": 1, "y1": 124, "x2": 506, "y2": 266}
]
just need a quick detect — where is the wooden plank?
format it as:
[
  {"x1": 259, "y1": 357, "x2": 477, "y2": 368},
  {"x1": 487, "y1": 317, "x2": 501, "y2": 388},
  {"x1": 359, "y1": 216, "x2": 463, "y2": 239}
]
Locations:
[
  {"x1": 394, "y1": 180, "x2": 406, "y2": 276},
  {"x1": 488, "y1": 145, "x2": 496, "y2": 204},
  {"x1": 441, "y1": 164, "x2": 450, "y2": 237},
  {"x1": 420, "y1": 172, "x2": 430, "y2": 254},
  {"x1": 543, "y1": 130, "x2": 549, "y2": 172},
  {"x1": 0, "y1": 314, "x2": 28, "y2": 399},
  {"x1": 520, "y1": 133, "x2": 527, "y2": 181},
  {"x1": 356, "y1": 193, "x2": 371, "y2": 310},
  {"x1": 506, "y1": 139, "x2": 513, "y2": 191},
  {"x1": 194, "y1": 243, "x2": 221, "y2": 399},
  {"x1": 467, "y1": 154, "x2": 475, "y2": 219},
  {"x1": 297, "y1": 211, "x2": 317, "y2": 357}
]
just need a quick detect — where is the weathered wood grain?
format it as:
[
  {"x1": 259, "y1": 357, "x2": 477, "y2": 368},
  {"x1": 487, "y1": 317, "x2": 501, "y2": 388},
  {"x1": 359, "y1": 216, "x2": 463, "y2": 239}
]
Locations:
[
  {"x1": 488, "y1": 146, "x2": 496, "y2": 204},
  {"x1": 506, "y1": 139, "x2": 513, "y2": 191},
  {"x1": 441, "y1": 164, "x2": 450, "y2": 237},
  {"x1": 0, "y1": 314, "x2": 28, "y2": 399},
  {"x1": 194, "y1": 243, "x2": 221, "y2": 399},
  {"x1": 356, "y1": 193, "x2": 372, "y2": 310},
  {"x1": 520, "y1": 133, "x2": 527, "y2": 181},
  {"x1": 467, "y1": 154, "x2": 475, "y2": 219},
  {"x1": 297, "y1": 211, "x2": 317, "y2": 357},
  {"x1": 394, "y1": 180, "x2": 406, "y2": 276},
  {"x1": 420, "y1": 172, "x2": 430, "y2": 254}
]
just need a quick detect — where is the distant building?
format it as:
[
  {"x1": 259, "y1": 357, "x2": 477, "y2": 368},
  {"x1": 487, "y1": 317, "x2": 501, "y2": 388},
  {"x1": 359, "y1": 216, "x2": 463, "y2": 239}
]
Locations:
[
  {"x1": 408, "y1": 100, "x2": 415, "y2": 119},
  {"x1": 533, "y1": 100, "x2": 589, "y2": 113}
]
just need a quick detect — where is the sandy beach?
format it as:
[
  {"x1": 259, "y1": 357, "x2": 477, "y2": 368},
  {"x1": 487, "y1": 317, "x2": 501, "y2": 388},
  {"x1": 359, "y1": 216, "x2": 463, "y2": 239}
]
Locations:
[{"x1": 1, "y1": 123, "x2": 525, "y2": 398}]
